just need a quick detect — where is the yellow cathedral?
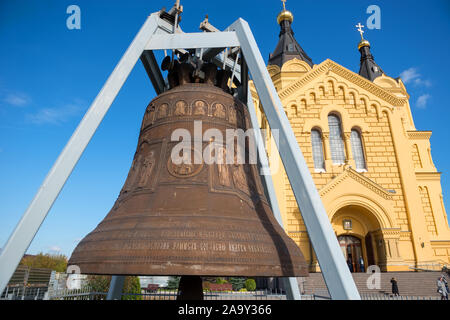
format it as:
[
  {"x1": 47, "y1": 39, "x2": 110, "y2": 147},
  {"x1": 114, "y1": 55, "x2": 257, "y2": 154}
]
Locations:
[{"x1": 250, "y1": 5, "x2": 450, "y2": 272}]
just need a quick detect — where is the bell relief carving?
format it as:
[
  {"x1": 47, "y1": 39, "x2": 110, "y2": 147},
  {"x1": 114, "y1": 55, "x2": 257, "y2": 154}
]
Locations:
[
  {"x1": 213, "y1": 103, "x2": 226, "y2": 118},
  {"x1": 217, "y1": 146, "x2": 231, "y2": 187},
  {"x1": 193, "y1": 100, "x2": 207, "y2": 115},
  {"x1": 174, "y1": 100, "x2": 188, "y2": 116},
  {"x1": 137, "y1": 150, "x2": 156, "y2": 187}
]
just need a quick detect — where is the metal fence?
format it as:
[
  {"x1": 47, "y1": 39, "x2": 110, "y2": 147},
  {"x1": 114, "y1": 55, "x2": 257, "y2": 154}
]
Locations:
[
  {"x1": 48, "y1": 288, "x2": 287, "y2": 300},
  {"x1": 49, "y1": 287, "x2": 107, "y2": 300},
  {"x1": 1, "y1": 285, "x2": 48, "y2": 300},
  {"x1": 1, "y1": 286, "x2": 443, "y2": 301},
  {"x1": 360, "y1": 294, "x2": 441, "y2": 300}
]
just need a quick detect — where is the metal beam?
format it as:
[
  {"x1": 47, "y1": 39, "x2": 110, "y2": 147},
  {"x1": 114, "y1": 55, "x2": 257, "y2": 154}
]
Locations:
[
  {"x1": 145, "y1": 31, "x2": 239, "y2": 50},
  {"x1": 140, "y1": 50, "x2": 165, "y2": 95},
  {"x1": 106, "y1": 275, "x2": 125, "y2": 300},
  {"x1": 238, "y1": 56, "x2": 249, "y2": 103},
  {"x1": 230, "y1": 18, "x2": 360, "y2": 300},
  {"x1": 0, "y1": 13, "x2": 160, "y2": 294},
  {"x1": 246, "y1": 87, "x2": 301, "y2": 300},
  {"x1": 143, "y1": 15, "x2": 241, "y2": 82}
]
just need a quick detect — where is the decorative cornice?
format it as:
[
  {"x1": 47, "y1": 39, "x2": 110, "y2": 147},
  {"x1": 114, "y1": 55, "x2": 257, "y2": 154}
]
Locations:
[
  {"x1": 415, "y1": 172, "x2": 442, "y2": 180},
  {"x1": 380, "y1": 228, "x2": 402, "y2": 238},
  {"x1": 371, "y1": 228, "x2": 402, "y2": 239},
  {"x1": 319, "y1": 167, "x2": 393, "y2": 200},
  {"x1": 407, "y1": 130, "x2": 432, "y2": 140},
  {"x1": 399, "y1": 231, "x2": 412, "y2": 240},
  {"x1": 430, "y1": 240, "x2": 450, "y2": 244},
  {"x1": 277, "y1": 59, "x2": 408, "y2": 106}
]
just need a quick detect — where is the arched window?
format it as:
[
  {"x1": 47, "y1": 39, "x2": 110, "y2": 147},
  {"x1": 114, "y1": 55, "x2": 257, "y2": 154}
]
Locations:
[
  {"x1": 351, "y1": 129, "x2": 366, "y2": 170},
  {"x1": 311, "y1": 129, "x2": 325, "y2": 171},
  {"x1": 328, "y1": 114, "x2": 346, "y2": 164}
]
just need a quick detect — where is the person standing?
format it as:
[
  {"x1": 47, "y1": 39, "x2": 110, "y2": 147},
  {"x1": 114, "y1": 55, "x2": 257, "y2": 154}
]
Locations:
[
  {"x1": 390, "y1": 277, "x2": 399, "y2": 296},
  {"x1": 441, "y1": 274, "x2": 449, "y2": 294},
  {"x1": 437, "y1": 276, "x2": 448, "y2": 300},
  {"x1": 347, "y1": 257, "x2": 353, "y2": 273},
  {"x1": 359, "y1": 256, "x2": 365, "y2": 273}
]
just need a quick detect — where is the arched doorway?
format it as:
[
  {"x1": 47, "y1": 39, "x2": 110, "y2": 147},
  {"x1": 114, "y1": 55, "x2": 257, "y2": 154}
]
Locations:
[
  {"x1": 338, "y1": 235, "x2": 364, "y2": 272},
  {"x1": 332, "y1": 205, "x2": 385, "y2": 272}
]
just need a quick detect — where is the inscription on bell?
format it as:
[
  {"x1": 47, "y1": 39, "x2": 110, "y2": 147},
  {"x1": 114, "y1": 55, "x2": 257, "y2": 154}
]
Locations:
[{"x1": 172, "y1": 241, "x2": 197, "y2": 251}]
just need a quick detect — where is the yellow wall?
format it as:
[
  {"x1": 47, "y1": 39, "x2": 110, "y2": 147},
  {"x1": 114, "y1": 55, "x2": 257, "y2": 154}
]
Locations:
[{"x1": 251, "y1": 58, "x2": 450, "y2": 272}]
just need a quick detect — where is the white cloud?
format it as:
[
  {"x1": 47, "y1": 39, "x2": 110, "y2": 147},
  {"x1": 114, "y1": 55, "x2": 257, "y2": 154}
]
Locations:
[
  {"x1": 400, "y1": 67, "x2": 419, "y2": 84},
  {"x1": 400, "y1": 67, "x2": 431, "y2": 87},
  {"x1": 26, "y1": 102, "x2": 83, "y2": 125},
  {"x1": 416, "y1": 94, "x2": 431, "y2": 109},
  {"x1": 3, "y1": 93, "x2": 31, "y2": 107},
  {"x1": 48, "y1": 245, "x2": 62, "y2": 253},
  {"x1": 413, "y1": 78, "x2": 432, "y2": 87}
]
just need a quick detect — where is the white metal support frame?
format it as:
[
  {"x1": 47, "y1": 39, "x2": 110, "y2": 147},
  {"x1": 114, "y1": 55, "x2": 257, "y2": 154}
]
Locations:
[
  {"x1": 229, "y1": 19, "x2": 360, "y2": 300},
  {"x1": 106, "y1": 275, "x2": 126, "y2": 300},
  {"x1": 246, "y1": 87, "x2": 301, "y2": 300},
  {"x1": 0, "y1": 10, "x2": 360, "y2": 300}
]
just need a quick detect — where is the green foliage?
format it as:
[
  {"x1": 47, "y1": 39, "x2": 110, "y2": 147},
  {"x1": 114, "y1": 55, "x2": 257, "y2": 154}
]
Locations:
[
  {"x1": 85, "y1": 275, "x2": 142, "y2": 299},
  {"x1": 20, "y1": 252, "x2": 68, "y2": 272},
  {"x1": 166, "y1": 276, "x2": 181, "y2": 290},
  {"x1": 122, "y1": 276, "x2": 142, "y2": 300},
  {"x1": 215, "y1": 277, "x2": 228, "y2": 284},
  {"x1": 86, "y1": 275, "x2": 111, "y2": 293},
  {"x1": 245, "y1": 278, "x2": 256, "y2": 291},
  {"x1": 229, "y1": 277, "x2": 246, "y2": 291}
]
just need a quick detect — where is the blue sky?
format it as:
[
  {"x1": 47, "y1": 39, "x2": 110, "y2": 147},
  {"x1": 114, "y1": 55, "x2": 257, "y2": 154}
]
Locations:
[{"x1": 1, "y1": 0, "x2": 449, "y2": 257}]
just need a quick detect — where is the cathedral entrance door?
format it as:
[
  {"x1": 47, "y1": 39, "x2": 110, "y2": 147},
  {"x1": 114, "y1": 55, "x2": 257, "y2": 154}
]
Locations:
[{"x1": 338, "y1": 235, "x2": 364, "y2": 272}]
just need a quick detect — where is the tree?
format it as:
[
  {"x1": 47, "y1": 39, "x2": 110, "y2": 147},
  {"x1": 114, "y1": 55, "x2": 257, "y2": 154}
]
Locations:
[
  {"x1": 166, "y1": 276, "x2": 181, "y2": 290},
  {"x1": 86, "y1": 275, "x2": 111, "y2": 293},
  {"x1": 229, "y1": 277, "x2": 246, "y2": 291},
  {"x1": 215, "y1": 277, "x2": 228, "y2": 284},
  {"x1": 245, "y1": 278, "x2": 256, "y2": 291},
  {"x1": 85, "y1": 275, "x2": 142, "y2": 300},
  {"x1": 20, "y1": 252, "x2": 68, "y2": 272},
  {"x1": 122, "y1": 276, "x2": 142, "y2": 300}
]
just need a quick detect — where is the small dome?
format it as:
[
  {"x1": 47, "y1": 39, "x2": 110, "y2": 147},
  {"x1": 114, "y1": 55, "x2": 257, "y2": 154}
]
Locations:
[
  {"x1": 277, "y1": 9, "x2": 294, "y2": 25},
  {"x1": 358, "y1": 39, "x2": 370, "y2": 50}
]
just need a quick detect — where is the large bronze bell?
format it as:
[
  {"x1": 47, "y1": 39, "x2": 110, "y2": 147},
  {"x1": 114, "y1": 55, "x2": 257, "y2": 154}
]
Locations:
[{"x1": 68, "y1": 56, "x2": 308, "y2": 280}]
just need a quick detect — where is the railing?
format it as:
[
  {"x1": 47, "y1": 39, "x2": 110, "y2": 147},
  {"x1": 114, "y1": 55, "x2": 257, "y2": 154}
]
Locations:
[
  {"x1": 360, "y1": 294, "x2": 440, "y2": 300},
  {"x1": 49, "y1": 287, "x2": 107, "y2": 300},
  {"x1": 410, "y1": 260, "x2": 449, "y2": 272},
  {"x1": 1, "y1": 285, "x2": 48, "y2": 300},
  {"x1": 48, "y1": 288, "x2": 287, "y2": 300},
  {"x1": 2, "y1": 286, "x2": 443, "y2": 301}
]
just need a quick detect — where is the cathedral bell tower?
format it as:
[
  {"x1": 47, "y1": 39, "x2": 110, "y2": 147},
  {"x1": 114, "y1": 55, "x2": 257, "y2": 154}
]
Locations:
[
  {"x1": 268, "y1": 0, "x2": 313, "y2": 68},
  {"x1": 355, "y1": 23, "x2": 384, "y2": 81}
]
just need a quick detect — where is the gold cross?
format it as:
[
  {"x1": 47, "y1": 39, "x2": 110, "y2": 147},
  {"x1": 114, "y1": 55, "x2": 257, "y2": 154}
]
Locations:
[
  {"x1": 281, "y1": 0, "x2": 287, "y2": 10},
  {"x1": 355, "y1": 22, "x2": 365, "y2": 40}
]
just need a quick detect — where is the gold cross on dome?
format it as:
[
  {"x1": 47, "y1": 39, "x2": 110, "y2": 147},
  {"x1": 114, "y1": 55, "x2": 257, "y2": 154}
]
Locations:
[
  {"x1": 281, "y1": 0, "x2": 287, "y2": 10},
  {"x1": 355, "y1": 22, "x2": 365, "y2": 40}
]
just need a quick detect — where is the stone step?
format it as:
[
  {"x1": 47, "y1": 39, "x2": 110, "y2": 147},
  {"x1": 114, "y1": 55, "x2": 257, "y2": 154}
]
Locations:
[{"x1": 298, "y1": 272, "x2": 449, "y2": 298}]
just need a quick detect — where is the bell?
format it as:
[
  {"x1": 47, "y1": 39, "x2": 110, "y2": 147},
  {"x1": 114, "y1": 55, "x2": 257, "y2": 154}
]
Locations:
[{"x1": 68, "y1": 56, "x2": 308, "y2": 282}]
